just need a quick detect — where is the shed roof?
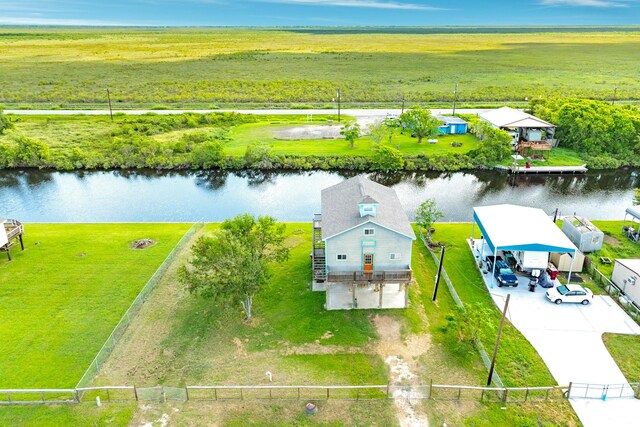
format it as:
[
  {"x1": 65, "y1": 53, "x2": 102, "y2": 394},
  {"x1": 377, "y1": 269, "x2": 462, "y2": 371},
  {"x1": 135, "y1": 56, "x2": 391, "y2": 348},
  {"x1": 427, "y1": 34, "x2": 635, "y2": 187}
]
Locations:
[
  {"x1": 480, "y1": 107, "x2": 555, "y2": 129},
  {"x1": 436, "y1": 115, "x2": 468, "y2": 125},
  {"x1": 321, "y1": 176, "x2": 415, "y2": 240},
  {"x1": 473, "y1": 204, "x2": 577, "y2": 253},
  {"x1": 625, "y1": 206, "x2": 640, "y2": 220},
  {"x1": 615, "y1": 259, "x2": 640, "y2": 276}
]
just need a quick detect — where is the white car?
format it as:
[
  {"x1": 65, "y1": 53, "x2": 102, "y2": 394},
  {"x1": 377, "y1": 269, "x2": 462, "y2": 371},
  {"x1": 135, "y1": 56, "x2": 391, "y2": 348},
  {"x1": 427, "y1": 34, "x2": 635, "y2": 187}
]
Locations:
[{"x1": 545, "y1": 284, "x2": 593, "y2": 305}]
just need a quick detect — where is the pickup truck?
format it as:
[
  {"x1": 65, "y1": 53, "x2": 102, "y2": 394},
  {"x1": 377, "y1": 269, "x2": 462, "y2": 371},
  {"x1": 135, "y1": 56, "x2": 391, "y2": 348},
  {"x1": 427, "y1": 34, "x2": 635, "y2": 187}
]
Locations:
[
  {"x1": 493, "y1": 259, "x2": 519, "y2": 287},
  {"x1": 484, "y1": 255, "x2": 503, "y2": 272}
]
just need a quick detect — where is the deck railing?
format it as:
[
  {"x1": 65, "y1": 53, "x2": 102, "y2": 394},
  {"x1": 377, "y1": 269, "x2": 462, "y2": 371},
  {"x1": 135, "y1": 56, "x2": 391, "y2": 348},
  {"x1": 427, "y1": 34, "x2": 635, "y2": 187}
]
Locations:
[{"x1": 327, "y1": 269, "x2": 412, "y2": 283}]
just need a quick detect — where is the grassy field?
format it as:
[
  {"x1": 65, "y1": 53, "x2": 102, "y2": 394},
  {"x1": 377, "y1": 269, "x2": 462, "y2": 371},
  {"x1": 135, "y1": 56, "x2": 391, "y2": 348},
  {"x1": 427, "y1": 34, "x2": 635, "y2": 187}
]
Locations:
[
  {"x1": 82, "y1": 222, "x2": 577, "y2": 426},
  {"x1": 0, "y1": 113, "x2": 486, "y2": 170},
  {"x1": 590, "y1": 221, "x2": 640, "y2": 277},
  {"x1": 500, "y1": 147, "x2": 586, "y2": 168},
  {"x1": 0, "y1": 223, "x2": 191, "y2": 388},
  {"x1": 602, "y1": 333, "x2": 640, "y2": 382},
  {"x1": 1, "y1": 27, "x2": 640, "y2": 108}
]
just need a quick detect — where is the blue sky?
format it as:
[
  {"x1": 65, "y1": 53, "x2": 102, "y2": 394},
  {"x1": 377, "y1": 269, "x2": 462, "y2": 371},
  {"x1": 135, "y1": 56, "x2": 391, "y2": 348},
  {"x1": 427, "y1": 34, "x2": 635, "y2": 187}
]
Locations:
[{"x1": 0, "y1": 0, "x2": 638, "y2": 26}]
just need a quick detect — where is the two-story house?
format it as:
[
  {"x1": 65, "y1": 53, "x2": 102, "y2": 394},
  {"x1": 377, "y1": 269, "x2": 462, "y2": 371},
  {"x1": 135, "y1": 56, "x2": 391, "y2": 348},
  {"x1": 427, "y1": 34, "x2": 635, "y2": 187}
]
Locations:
[{"x1": 312, "y1": 176, "x2": 415, "y2": 310}]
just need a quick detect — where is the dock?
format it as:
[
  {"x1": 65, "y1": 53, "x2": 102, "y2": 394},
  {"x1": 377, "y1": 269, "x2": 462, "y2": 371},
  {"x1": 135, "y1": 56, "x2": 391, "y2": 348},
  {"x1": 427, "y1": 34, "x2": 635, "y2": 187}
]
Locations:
[{"x1": 496, "y1": 164, "x2": 588, "y2": 175}]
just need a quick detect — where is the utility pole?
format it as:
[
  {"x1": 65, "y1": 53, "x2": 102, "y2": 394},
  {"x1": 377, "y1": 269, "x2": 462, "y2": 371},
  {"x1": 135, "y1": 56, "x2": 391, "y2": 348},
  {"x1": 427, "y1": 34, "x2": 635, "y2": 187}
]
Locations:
[
  {"x1": 106, "y1": 88, "x2": 113, "y2": 122},
  {"x1": 612, "y1": 86, "x2": 618, "y2": 105},
  {"x1": 336, "y1": 87, "x2": 341, "y2": 123},
  {"x1": 432, "y1": 246, "x2": 446, "y2": 301},
  {"x1": 452, "y1": 82, "x2": 459, "y2": 116},
  {"x1": 487, "y1": 293, "x2": 510, "y2": 386}
]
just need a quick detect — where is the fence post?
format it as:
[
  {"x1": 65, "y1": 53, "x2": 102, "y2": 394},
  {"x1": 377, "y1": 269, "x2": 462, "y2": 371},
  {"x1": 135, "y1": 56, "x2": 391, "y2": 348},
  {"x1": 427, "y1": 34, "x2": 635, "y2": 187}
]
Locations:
[
  {"x1": 134, "y1": 384, "x2": 138, "y2": 401},
  {"x1": 428, "y1": 379, "x2": 433, "y2": 399},
  {"x1": 106, "y1": 389, "x2": 111, "y2": 402},
  {"x1": 214, "y1": 388, "x2": 217, "y2": 401},
  {"x1": 502, "y1": 388, "x2": 508, "y2": 403},
  {"x1": 41, "y1": 391, "x2": 45, "y2": 403},
  {"x1": 635, "y1": 383, "x2": 640, "y2": 398},
  {"x1": 185, "y1": 386, "x2": 189, "y2": 401},
  {"x1": 327, "y1": 387, "x2": 330, "y2": 399},
  {"x1": 567, "y1": 382, "x2": 572, "y2": 399},
  {"x1": 6, "y1": 392, "x2": 11, "y2": 403},
  {"x1": 297, "y1": 387, "x2": 300, "y2": 400},
  {"x1": 386, "y1": 382, "x2": 390, "y2": 399},
  {"x1": 524, "y1": 387, "x2": 529, "y2": 402},
  {"x1": 240, "y1": 388, "x2": 243, "y2": 401}
]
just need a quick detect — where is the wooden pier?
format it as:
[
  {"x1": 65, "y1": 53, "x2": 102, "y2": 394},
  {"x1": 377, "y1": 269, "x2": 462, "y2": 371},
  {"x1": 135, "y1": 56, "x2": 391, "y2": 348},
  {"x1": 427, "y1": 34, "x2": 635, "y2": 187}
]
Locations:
[
  {"x1": 1, "y1": 219, "x2": 25, "y2": 261},
  {"x1": 496, "y1": 164, "x2": 588, "y2": 175}
]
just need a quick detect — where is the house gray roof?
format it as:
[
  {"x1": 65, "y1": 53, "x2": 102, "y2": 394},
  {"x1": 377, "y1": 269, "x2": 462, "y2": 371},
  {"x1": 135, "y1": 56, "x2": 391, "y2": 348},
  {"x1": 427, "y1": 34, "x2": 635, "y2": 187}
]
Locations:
[
  {"x1": 321, "y1": 176, "x2": 416, "y2": 240},
  {"x1": 436, "y1": 115, "x2": 468, "y2": 125}
]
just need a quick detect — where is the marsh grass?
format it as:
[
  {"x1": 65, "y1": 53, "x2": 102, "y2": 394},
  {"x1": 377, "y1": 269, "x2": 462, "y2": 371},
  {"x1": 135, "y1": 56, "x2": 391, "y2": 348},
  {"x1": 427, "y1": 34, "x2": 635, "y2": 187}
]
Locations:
[{"x1": 1, "y1": 28, "x2": 640, "y2": 107}]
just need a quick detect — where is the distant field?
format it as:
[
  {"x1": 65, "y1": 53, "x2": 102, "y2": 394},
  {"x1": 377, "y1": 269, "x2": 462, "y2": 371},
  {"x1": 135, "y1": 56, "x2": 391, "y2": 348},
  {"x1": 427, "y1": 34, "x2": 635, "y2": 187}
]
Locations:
[{"x1": 0, "y1": 27, "x2": 639, "y2": 108}]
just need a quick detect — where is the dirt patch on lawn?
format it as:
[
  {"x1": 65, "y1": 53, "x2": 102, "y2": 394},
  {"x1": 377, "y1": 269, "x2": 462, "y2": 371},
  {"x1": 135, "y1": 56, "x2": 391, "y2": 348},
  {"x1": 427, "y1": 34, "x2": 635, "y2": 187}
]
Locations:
[
  {"x1": 373, "y1": 315, "x2": 430, "y2": 427},
  {"x1": 273, "y1": 125, "x2": 344, "y2": 140},
  {"x1": 131, "y1": 239, "x2": 157, "y2": 249},
  {"x1": 604, "y1": 234, "x2": 622, "y2": 247}
]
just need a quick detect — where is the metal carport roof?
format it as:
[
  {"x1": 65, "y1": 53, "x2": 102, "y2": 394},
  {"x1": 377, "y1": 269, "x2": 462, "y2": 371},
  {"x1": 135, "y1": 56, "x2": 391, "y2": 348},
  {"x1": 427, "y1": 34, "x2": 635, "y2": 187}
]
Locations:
[
  {"x1": 473, "y1": 204, "x2": 577, "y2": 254},
  {"x1": 625, "y1": 206, "x2": 640, "y2": 220}
]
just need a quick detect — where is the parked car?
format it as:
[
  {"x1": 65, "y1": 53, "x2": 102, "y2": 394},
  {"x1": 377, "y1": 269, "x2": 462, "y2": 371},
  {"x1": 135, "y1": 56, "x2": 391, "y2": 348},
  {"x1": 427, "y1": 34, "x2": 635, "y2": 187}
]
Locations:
[
  {"x1": 485, "y1": 255, "x2": 503, "y2": 272},
  {"x1": 494, "y1": 260, "x2": 518, "y2": 287},
  {"x1": 545, "y1": 284, "x2": 593, "y2": 305}
]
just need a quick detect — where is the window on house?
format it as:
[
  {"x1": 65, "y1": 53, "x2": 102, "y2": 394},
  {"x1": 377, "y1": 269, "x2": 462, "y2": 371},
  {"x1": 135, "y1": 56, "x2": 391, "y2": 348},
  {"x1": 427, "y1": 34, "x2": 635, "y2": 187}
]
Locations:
[
  {"x1": 363, "y1": 228, "x2": 375, "y2": 236},
  {"x1": 337, "y1": 254, "x2": 347, "y2": 261},
  {"x1": 389, "y1": 253, "x2": 401, "y2": 260}
]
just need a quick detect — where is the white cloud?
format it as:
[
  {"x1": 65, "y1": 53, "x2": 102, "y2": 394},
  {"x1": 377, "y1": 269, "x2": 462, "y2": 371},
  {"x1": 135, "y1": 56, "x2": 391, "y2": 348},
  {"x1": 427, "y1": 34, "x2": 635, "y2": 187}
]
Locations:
[
  {"x1": 539, "y1": 0, "x2": 632, "y2": 7},
  {"x1": 255, "y1": 0, "x2": 444, "y2": 11}
]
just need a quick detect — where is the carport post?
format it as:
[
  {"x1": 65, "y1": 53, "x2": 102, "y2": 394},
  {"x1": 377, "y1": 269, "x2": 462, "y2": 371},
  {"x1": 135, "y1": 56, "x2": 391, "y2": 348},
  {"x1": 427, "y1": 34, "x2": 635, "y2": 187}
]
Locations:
[
  {"x1": 490, "y1": 246, "x2": 498, "y2": 289},
  {"x1": 566, "y1": 251, "x2": 575, "y2": 284}
]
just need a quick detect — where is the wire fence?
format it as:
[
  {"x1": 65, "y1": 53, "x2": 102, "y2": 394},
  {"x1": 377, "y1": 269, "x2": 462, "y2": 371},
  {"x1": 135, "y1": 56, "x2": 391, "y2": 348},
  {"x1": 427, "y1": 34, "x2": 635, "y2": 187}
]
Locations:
[
  {"x1": 0, "y1": 382, "x2": 589, "y2": 405},
  {"x1": 75, "y1": 223, "x2": 205, "y2": 390},
  {"x1": 418, "y1": 228, "x2": 504, "y2": 388},
  {"x1": 584, "y1": 261, "x2": 640, "y2": 322}
]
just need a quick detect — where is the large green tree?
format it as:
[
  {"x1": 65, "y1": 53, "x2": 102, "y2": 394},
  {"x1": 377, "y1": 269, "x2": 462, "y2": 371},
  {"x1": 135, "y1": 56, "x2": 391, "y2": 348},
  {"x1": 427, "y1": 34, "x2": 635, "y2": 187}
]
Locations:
[
  {"x1": 530, "y1": 98, "x2": 640, "y2": 159},
  {"x1": 470, "y1": 122, "x2": 512, "y2": 166},
  {"x1": 179, "y1": 214, "x2": 289, "y2": 319},
  {"x1": 399, "y1": 107, "x2": 442, "y2": 144}
]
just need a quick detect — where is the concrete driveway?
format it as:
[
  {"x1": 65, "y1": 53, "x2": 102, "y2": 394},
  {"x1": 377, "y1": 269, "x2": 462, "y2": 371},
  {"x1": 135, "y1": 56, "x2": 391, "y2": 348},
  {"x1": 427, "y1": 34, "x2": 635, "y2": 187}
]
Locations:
[{"x1": 469, "y1": 240, "x2": 640, "y2": 427}]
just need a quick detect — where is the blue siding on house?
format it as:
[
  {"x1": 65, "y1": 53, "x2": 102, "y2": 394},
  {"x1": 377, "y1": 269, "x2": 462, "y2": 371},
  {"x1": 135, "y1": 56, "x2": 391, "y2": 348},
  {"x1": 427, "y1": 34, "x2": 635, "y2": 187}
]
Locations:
[{"x1": 325, "y1": 222, "x2": 413, "y2": 272}]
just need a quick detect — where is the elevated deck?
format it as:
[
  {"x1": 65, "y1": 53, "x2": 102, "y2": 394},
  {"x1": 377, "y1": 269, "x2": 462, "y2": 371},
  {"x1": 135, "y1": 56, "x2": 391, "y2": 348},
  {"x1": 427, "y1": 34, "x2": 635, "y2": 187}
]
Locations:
[{"x1": 327, "y1": 269, "x2": 412, "y2": 284}]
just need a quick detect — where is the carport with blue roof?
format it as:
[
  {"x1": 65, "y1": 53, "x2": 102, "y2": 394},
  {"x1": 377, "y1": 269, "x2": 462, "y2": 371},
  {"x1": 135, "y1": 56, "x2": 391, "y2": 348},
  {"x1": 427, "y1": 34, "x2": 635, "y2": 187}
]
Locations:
[{"x1": 471, "y1": 204, "x2": 579, "y2": 288}]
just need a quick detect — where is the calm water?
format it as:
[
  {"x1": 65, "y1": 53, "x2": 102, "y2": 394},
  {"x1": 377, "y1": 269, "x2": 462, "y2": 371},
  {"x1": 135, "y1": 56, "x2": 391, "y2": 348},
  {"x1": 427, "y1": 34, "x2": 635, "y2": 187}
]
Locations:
[{"x1": 0, "y1": 169, "x2": 637, "y2": 222}]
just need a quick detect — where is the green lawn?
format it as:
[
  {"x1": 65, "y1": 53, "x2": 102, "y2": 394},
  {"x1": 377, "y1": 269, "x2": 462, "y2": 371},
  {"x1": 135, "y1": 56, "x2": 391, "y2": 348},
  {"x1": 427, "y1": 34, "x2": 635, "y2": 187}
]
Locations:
[
  {"x1": 227, "y1": 121, "x2": 478, "y2": 157},
  {"x1": 500, "y1": 147, "x2": 586, "y2": 167},
  {"x1": 602, "y1": 333, "x2": 640, "y2": 382},
  {"x1": 0, "y1": 404, "x2": 136, "y2": 427},
  {"x1": 0, "y1": 223, "x2": 191, "y2": 388},
  {"x1": 590, "y1": 220, "x2": 640, "y2": 277},
  {"x1": 1, "y1": 113, "x2": 481, "y2": 170},
  {"x1": 1, "y1": 27, "x2": 640, "y2": 107}
]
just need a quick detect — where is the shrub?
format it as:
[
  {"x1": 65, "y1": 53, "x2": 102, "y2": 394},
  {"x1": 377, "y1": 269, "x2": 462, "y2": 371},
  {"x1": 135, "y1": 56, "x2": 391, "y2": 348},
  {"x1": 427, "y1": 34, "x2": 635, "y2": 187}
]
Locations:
[{"x1": 14, "y1": 135, "x2": 51, "y2": 168}]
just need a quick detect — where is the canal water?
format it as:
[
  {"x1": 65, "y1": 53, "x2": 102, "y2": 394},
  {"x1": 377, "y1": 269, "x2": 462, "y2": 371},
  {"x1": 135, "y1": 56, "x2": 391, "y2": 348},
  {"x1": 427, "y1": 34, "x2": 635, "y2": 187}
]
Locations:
[{"x1": 0, "y1": 169, "x2": 637, "y2": 222}]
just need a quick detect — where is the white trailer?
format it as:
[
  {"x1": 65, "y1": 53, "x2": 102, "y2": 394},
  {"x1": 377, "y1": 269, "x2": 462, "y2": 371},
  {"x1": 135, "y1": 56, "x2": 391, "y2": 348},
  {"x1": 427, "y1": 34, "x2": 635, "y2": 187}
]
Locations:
[{"x1": 513, "y1": 250, "x2": 549, "y2": 271}]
